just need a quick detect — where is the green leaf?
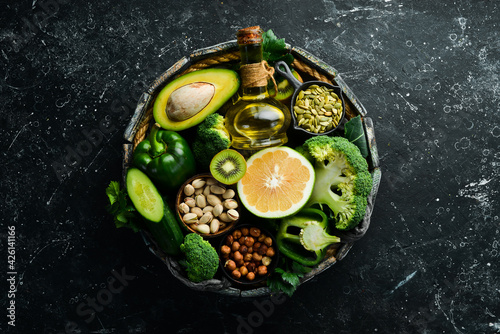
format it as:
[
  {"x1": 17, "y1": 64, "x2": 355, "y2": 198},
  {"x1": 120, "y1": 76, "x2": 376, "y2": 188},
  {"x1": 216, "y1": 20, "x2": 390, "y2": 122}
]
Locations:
[
  {"x1": 105, "y1": 181, "x2": 142, "y2": 232},
  {"x1": 106, "y1": 181, "x2": 121, "y2": 205},
  {"x1": 291, "y1": 261, "x2": 312, "y2": 275},
  {"x1": 281, "y1": 272, "x2": 301, "y2": 286},
  {"x1": 262, "y1": 29, "x2": 293, "y2": 67},
  {"x1": 267, "y1": 274, "x2": 297, "y2": 297},
  {"x1": 344, "y1": 115, "x2": 369, "y2": 158}
]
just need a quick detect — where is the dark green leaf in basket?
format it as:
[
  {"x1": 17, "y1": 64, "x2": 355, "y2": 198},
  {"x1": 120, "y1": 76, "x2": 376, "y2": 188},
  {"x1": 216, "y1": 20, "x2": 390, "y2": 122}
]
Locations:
[
  {"x1": 262, "y1": 29, "x2": 294, "y2": 67},
  {"x1": 105, "y1": 181, "x2": 142, "y2": 232},
  {"x1": 344, "y1": 115, "x2": 369, "y2": 158}
]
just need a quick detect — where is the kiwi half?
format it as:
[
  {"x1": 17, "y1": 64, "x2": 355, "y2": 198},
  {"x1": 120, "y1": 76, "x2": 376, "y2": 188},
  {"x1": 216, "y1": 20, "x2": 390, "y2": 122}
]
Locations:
[
  {"x1": 268, "y1": 68, "x2": 303, "y2": 101},
  {"x1": 209, "y1": 149, "x2": 247, "y2": 185}
]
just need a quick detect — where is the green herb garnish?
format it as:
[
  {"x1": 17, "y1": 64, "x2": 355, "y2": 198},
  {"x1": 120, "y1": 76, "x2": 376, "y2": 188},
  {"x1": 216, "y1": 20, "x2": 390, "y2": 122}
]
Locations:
[
  {"x1": 105, "y1": 181, "x2": 142, "y2": 232},
  {"x1": 267, "y1": 259, "x2": 311, "y2": 297},
  {"x1": 344, "y1": 115, "x2": 369, "y2": 158},
  {"x1": 262, "y1": 29, "x2": 294, "y2": 67}
]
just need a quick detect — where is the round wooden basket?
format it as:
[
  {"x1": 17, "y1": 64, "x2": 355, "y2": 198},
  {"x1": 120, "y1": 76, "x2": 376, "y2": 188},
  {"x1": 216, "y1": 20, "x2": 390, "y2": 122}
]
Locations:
[{"x1": 122, "y1": 40, "x2": 382, "y2": 297}]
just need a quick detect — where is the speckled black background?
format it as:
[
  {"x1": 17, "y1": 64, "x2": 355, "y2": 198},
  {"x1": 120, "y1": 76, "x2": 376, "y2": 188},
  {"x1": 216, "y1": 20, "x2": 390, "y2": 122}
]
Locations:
[{"x1": 1, "y1": 0, "x2": 499, "y2": 333}]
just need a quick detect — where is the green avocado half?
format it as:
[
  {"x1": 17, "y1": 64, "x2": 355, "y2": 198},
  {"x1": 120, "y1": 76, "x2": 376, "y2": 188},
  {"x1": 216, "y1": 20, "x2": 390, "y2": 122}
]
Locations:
[{"x1": 153, "y1": 68, "x2": 240, "y2": 131}]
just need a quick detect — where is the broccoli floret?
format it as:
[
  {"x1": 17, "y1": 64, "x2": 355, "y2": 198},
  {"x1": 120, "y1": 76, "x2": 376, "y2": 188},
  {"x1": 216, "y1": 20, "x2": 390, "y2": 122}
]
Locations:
[
  {"x1": 300, "y1": 136, "x2": 372, "y2": 230},
  {"x1": 179, "y1": 233, "x2": 219, "y2": 283},
  {"x1": 192, "y1": 113, "x2": 231, "y2": 171}
]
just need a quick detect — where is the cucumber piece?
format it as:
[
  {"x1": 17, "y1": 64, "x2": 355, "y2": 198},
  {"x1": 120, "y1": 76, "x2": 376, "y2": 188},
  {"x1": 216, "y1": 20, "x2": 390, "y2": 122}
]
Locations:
[
  {"x1": 126, "y1": 168, "x2": 164, "y2": 222},
  {"x1": 144, "y1": 197, "x2": 184, "y2": 256}
]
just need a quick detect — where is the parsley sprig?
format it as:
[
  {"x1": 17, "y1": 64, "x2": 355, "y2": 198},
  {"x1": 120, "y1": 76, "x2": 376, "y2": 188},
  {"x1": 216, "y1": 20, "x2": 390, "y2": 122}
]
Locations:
[{"x1": 105, "y1": 181, "x2": 143, "y2": 232}]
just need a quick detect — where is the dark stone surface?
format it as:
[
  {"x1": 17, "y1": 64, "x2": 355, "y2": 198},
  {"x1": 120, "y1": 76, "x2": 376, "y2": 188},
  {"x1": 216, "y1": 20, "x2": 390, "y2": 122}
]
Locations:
[{"x1": 1, "y1": 0, "x2": 499, "y2": 333}]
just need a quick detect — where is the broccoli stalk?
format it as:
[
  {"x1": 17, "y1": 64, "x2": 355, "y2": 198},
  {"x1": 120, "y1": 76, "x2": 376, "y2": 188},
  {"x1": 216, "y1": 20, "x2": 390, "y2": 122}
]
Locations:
[
  {"x1": 277, "y1": 208, "x2": 340, "y2": 267},
  {"x1": 179, "y1": 233, "x2": 219, "y2": 283},
  {"x1": 300, "y1": 135, "x2": 373, "y2": 230},
  {"x1": 192, "y1": 113, "x2": 231, "y2": 171}
]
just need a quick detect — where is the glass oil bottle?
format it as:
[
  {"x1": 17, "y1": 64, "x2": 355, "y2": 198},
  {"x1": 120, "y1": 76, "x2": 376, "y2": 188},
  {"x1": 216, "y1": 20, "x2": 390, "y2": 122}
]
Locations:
[{"x1": 225, "y1": 26, "x2": 291, "y2": 150}]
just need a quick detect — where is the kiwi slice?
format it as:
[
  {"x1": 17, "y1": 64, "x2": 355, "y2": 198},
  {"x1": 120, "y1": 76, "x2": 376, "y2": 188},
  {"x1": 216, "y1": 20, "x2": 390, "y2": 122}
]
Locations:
[
  {"x1": 268, "y1": 69, "x2": 303, "y2": 101},
  {"x1": 209, "y1": 149, "x2": 247, "y2": 185}
]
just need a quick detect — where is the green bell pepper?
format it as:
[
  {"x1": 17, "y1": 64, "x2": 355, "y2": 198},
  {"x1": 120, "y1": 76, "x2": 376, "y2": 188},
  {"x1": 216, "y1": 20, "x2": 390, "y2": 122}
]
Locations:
[
  {"x1": 276, "y1": 208, "x2": 341, "y2": 267},
  {"x1": 133, "y1": 123, "x2": 196, "y2": 194}
]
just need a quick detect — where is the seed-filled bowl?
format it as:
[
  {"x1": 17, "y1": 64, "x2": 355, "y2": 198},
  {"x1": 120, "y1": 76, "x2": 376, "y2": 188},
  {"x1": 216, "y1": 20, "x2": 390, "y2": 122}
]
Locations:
[
  {"x1": 176, "y1": 173, "x2": 240, "y2": 238},
  {"x1": 218, "y1": 225, "x2": 279, "y2": 285},
  {"x1": 274, "y1": 61, "x2": 346, "y2": 136}
]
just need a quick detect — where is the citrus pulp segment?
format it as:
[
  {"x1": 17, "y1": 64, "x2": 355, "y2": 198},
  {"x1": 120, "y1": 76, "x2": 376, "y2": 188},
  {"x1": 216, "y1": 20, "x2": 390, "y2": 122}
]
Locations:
[{"x1": 237, "y1": 146, "x2": 315, "y2": 218}]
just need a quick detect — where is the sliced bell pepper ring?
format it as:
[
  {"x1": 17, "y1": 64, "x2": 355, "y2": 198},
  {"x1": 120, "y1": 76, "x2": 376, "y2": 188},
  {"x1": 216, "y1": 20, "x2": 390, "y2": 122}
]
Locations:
[{"x1": 276, "y1": 208, "x2": 340, "y2": 267}]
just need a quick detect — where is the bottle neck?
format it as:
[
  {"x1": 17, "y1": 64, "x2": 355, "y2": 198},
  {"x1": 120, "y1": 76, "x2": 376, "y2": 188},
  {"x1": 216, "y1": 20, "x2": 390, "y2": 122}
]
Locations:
[{"x1": 239, "y1": 43, "x2": 268, "y2": 98}]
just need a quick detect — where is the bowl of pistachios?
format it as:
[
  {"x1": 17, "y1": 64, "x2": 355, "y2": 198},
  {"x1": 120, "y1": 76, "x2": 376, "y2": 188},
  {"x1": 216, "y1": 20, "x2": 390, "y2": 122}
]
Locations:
[
  {"x1": 176, "y1": 173, "x2": 240, "y2": 238},
  {"x1": 274, "y1": 61, "x2": 345, "y2": 136}
]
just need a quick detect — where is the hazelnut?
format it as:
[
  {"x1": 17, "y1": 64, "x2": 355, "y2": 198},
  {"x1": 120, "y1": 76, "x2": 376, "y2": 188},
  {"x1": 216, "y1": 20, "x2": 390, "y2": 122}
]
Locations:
[
  {"x1": 239, "y1": 236, "x2": 246, "y2": 244},
  {"x1": 225, "y1": 235, "x2": 234, "y2": 246},
  {"x1": 247, "y1": 262, "x2": 256, "y2": 273},
  {"x1": 236, "y1": 259, "x2": 244, "y2": 267},
  {"x1": 239, "y1": 266, "x2": 249, "y2": 276},
  {"x1": 266, "y1": 247, "x2": 275, "y2": 257},
  {"x1": 250, "y1": 227, "x2": 261, "y2": 237},
  {"x1": 258, "y1": 244, "x2": 268, "y2": 255},
  {"x1": 244, "y1": 253, "x2": 253, "y2": 262},
  {"x1": 239, "y1": 245, "x2": 248, "y2": 254},
  {"x1": 231, "y1": 242, "x2": 241, "y2": 252},
  {"x1": 252, "y1": 252, "x2": 262, "y2": 262},
  {"x1": 247, "y1": 272, "x2": 255, "y2": 281},
  {"x1": 231, "y1": 269, "x2": 242, "y2": 279},
  {"x1": 254, "y1": 242, "x2": 261, "y2": 249},
  {"x1": 232, "y1": 229, "x2": 242, "y2": 239},
  {"x1": 244, "y1": 237, "x2": 255, "y2": 247},
  {"x1": 221, "y1": 245, "x2": 231, "y2": 256},
  {"x1": 258, "y1": 234, "x2": 266, "y2": 243},
  {"x1": 225, "y1": 260, "x2": 236, "y2": 272},
  {"x1": 262, "y1": 256, "x2": 272, "y2": 267},
  {"x1": 257, "y1": 265, "x2": 267, "y2": 276},
  {"x1": 247, "y1": 247, "x2": 253, "y2": 254},
  {"x1": 264, "y1": 237, "x2": 273, "y2": 247},
  {"x1": 241, "y1": 227, "x2": 249, "y2": 236},
  {"x1": 233, "y1": 251, "x2": 243, "y2": 262}
]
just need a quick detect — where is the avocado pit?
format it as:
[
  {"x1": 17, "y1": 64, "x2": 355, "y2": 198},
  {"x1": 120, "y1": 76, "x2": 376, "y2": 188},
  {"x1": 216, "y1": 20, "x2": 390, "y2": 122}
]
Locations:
[{"x1": 166, "y1": 82, "x2": 215, "y2": 122}]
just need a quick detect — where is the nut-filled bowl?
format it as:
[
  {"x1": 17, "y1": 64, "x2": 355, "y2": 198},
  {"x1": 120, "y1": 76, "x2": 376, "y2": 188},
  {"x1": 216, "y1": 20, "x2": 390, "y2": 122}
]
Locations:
[
  {"x1": 274, "y1": 61, "x2": 346, "y2": 136},
  {"x1": 218, "y1": 225, "x2": 279, "y2": 286},
  {"x1": 176, "y1": 173, "x2": 240, "y2": 238}
]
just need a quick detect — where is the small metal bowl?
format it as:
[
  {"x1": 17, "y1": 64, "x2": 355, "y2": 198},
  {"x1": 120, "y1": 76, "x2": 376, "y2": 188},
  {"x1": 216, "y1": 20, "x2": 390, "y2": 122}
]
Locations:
[
  {"x1": 218, "y1": 224, "x2": 279, "y2": 286},
  {"x1": 175, "y1": 173, "x2": 240, "y2": 239},
  {"x1": 274, "y1": 61, "x2": 346, "y2": 136}
]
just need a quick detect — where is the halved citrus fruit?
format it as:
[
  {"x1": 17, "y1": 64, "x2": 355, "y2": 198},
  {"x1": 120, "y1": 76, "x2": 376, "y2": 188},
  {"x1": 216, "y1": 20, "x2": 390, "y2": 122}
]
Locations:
[{"x1": 237, "y1": 146, "x2": 315, "y2": 218}]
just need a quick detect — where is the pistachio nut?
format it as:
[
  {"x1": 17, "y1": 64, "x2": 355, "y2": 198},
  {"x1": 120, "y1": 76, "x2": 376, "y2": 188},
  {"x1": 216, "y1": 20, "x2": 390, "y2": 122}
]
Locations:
[
  {"x1": 210, "y1": 185, "x2": 226, "y2": 195},
  {"x1": 199, "y1": 212, "x2": 213, "y2": 225},
  {"x1": 195, "y1": 194, "x2": 207, "y2": 208},
  {"x1": 213, "y1": 203, "x2": 224, "y2": 217},
  {"x1": 207, "y1": 194, "x2": 222, "y2": 206},
  {"x1": 191, "y1": 207, "x2": 203, "y2": 218},
  {"x1": 183, "y1": 213, "x2": 198, "y2": 224},
  {"x1": 184, "y1": 197, "x2": 196, "y2": 208},
  {"x1": 223, "y1": 199, "x2": 238, "y2": 210},
  {"x1": 226, "y1": 209, "x2": 239, "y2": 221},
  {"x1": 191, "y1": 178, "x2": 206, "y2": 189},
  {"x1": 222, "y1": 189, "x2": 235, "y2": 199},
  {"x1": 196, "y1": 224, "x2": 210, "y2": 234},
  {"x1": 178, "y1": 202, "x2": 190, "y2": 214},
  {"x1": 183, "y1": 184, "x2": 195, "y2": 196},
  {"x1": 210, "y1": 219, "x2": 220, "y2": 234}
]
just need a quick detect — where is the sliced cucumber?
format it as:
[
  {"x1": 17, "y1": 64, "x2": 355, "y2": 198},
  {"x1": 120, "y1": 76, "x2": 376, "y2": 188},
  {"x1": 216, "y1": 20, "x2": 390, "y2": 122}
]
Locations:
[{"x1": 126, "y1": 168, "x2": 164, "y2": 222}]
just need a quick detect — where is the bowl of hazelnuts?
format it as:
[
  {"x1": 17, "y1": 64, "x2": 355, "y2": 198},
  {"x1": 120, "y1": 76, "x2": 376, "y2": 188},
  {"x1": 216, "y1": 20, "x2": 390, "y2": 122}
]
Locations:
[{"x1": 218, "y1": 225, "x2": 279, "y2": 285}]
